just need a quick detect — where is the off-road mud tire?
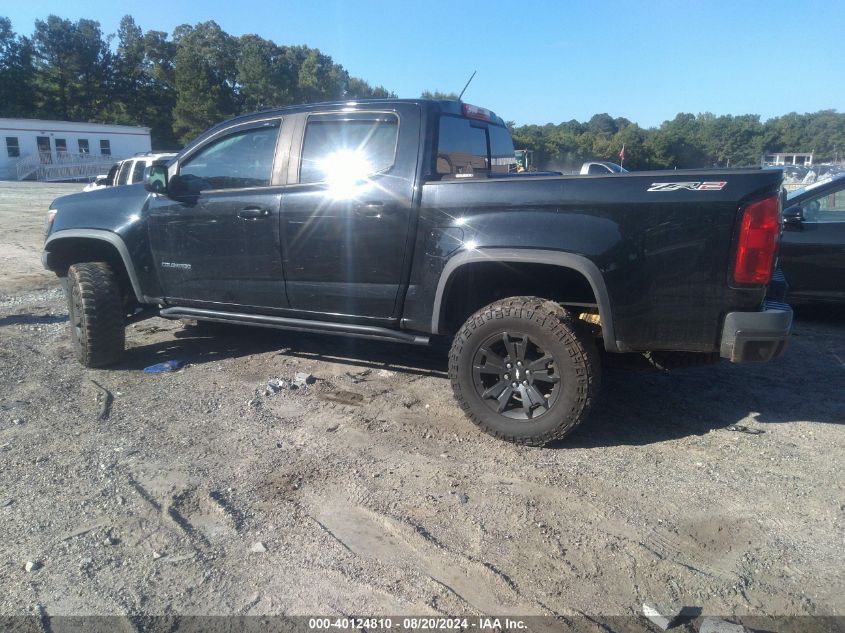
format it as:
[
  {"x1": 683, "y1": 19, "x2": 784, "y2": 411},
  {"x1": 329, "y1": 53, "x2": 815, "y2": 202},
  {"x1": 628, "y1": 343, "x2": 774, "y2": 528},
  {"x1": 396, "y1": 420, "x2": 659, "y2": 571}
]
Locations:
[
  {"x1": 66, "y1": 262, "x2": 125, "y2": 368},
  {"x1": 449, "y1": 296, "x2": 601, "y2": 446}
]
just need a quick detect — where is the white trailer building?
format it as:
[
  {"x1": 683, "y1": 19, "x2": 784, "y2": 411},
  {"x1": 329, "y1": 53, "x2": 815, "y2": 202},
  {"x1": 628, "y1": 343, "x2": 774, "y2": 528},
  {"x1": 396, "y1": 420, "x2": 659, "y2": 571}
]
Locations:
[{"x1": 0, "y1": 118, "x2": 151, "y2": 181}]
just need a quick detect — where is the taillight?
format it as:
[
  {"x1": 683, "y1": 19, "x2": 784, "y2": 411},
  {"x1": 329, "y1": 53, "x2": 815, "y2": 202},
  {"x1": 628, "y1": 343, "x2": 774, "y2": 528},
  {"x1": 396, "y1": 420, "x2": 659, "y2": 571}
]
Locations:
[{"x1": 733, "y1": 195, "x2": 780, "y2": 285}]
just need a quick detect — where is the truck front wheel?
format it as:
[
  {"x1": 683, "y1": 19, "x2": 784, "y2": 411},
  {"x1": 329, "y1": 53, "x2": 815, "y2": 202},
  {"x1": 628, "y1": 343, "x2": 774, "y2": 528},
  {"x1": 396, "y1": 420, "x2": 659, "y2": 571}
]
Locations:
[
  {"x1": 66, "y1": 262, "x2": 126, "y2": 368},
  {"x1": 449, "y1": 297, "x2": 601, "y2": 446}
]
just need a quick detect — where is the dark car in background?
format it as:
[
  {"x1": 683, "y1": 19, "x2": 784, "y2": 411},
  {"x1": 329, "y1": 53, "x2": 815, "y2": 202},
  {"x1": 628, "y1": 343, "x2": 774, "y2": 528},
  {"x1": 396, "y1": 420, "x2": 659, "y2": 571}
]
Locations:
[{"x1": 780, "y1": 173, "x2": 845, "y2": 304}]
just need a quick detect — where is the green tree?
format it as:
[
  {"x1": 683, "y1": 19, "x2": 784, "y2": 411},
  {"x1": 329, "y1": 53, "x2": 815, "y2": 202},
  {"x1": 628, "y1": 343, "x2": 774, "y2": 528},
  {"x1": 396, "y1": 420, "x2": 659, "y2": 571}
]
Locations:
[
  {"x1": 700, "y1": 113, "x2": 764, "y2": 167},
  {"x1": 295, "y1": 47, "x2": 346, "y2": 103},
  {"x1": 587, "y1": 113, "x2": 618, "y2": 137},
  {"x1": 0, "y1": 17, "x2": 35, "y2": 117},
  {"x1": 236, "y1": 35, "x2": 296, "y2": 112},
  {"x1": 172, "y1": 21, "x2": 238, "y2": 143},
  {"x1": 110, "y1": 16, "x2": 177, "y2": 147},
  {"x1": 614, "y1": 124, "x2": 652, "y2": 169},
  {"x1": 421, "y1": 90, "x2": 460, "y2": 99},
  {"x1": 31, "y1": 15, "x2": 112, "y2": 121},
  {"x1": 345, "y1": 76, "x2": 393, "y2": 99},
  {"x1": 648, "y1": 113, "x2": 707, "y2": 168}
]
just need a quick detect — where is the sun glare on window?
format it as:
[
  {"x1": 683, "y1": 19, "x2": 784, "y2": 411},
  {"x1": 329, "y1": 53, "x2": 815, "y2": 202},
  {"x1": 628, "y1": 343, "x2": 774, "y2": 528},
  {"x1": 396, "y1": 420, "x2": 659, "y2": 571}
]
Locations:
[{"x1": 319, "y1": 149, "x2": 374, "y2": 198}]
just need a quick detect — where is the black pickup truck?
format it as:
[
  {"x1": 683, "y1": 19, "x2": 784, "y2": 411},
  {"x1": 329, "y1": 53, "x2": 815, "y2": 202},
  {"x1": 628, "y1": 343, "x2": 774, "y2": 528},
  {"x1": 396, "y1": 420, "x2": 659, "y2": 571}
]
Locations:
[{"x1": 43, "y1": 99, "x2": 792, "y2": 445}]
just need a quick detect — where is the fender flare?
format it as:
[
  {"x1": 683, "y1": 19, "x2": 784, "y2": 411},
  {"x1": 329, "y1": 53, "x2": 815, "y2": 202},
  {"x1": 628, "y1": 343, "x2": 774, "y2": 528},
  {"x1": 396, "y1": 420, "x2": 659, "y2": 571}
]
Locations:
[
  {"x1": 431, "y1": 248, "x2": 622, "y2": 353},
  {"x1": 43, "y1": 229, "x2": 148, "y2": 303}
]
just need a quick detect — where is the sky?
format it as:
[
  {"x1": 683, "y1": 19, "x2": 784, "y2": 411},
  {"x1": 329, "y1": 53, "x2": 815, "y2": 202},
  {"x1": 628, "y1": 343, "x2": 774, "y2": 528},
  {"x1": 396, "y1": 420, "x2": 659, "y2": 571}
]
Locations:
[{"x1": 4, "y1": 0, "x2": 844, "y2": 128}]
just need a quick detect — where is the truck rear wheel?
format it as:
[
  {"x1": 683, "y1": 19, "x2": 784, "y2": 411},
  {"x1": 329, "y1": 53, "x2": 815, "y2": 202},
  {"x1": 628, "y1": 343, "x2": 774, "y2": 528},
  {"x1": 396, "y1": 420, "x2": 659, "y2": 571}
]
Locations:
[
  {"x1": 449, "y1": 297, "x2": 600, "y2": 446},
  {"x1": 66, "y1": 262, "x2": 126, "y2": 368}
]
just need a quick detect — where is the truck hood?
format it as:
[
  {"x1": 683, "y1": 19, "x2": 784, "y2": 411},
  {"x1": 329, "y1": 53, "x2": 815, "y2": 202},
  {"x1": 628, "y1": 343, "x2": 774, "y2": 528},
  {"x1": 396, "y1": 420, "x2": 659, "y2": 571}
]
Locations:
[{"x1": 49, "y1": 184, "x2": 152, "y2": 236}]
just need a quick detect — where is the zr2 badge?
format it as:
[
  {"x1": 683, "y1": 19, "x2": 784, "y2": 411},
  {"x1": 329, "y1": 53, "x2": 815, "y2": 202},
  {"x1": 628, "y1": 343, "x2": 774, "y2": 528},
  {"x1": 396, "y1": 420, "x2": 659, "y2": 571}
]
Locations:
[{"x1": 647, "y1": 181, "x2": 727, "y2": 192}]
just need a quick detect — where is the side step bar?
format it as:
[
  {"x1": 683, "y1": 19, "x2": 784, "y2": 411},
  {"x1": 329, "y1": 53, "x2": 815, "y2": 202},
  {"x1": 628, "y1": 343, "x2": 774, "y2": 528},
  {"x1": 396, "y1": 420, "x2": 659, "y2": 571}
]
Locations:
[{"x1": 159, "y1": 307, "x2": 430, "y2": 345}]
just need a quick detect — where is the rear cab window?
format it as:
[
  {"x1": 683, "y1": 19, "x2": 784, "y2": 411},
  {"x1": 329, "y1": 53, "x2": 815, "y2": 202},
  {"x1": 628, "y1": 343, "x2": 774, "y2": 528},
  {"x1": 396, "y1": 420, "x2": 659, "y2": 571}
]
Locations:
[{"x1": 436, "y1": 114, "x2": 515, "y2": 178}]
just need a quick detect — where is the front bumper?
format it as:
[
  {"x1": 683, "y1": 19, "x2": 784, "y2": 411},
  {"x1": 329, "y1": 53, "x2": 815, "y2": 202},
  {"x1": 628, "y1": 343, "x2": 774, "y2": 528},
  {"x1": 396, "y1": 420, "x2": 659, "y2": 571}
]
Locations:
[{"x1": 719, "y1": 301, "x2": 792, "y2": 363}]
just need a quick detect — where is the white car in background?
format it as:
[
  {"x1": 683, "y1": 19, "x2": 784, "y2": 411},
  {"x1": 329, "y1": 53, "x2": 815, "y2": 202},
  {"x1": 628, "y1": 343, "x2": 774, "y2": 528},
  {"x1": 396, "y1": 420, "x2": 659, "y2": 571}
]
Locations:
[
  {"x1": 83, "y1": 152, "x2": 177, "y2": 191},
  {"x1": 579, "y1": 161, "x2": 628, "y2": 175}
]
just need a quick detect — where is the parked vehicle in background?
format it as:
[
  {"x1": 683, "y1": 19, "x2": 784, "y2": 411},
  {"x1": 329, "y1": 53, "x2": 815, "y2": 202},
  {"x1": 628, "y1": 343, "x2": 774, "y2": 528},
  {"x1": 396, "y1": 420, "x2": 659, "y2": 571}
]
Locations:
[
  {"x1": 580, "y1": 161, "x2": 628, "y2": 175},
  {"x1": 82, "y1": 163, "x2": 119, "y2": 192},
  {"x1": 513, "y1": 149, "x2": 535, "y2": 172},
  {"x1": 764, "y1": 163, "x2": 845, "y2": 193},
  {"x1": 43, "y1": 99, "x2": 790, "y2": 446},
  {"x1": 82, "y1": 152, "x2": 176, "y2": 192},
  {"x1": 780, "y1": 173, "x2": 845, "y2": 304}
]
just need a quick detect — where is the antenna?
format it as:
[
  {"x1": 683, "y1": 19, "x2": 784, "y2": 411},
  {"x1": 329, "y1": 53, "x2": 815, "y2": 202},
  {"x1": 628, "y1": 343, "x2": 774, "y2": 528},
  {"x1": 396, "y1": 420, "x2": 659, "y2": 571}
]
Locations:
[{"x1": 458, "y1": 70, "x2": 477, "y2": 101}]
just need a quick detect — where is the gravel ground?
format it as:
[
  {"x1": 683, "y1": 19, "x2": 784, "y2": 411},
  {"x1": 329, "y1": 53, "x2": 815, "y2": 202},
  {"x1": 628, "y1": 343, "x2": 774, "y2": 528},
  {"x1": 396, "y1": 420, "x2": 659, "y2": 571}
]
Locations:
[{"x1": 0, "y1": 183, "x2": 843, "y2": 631}]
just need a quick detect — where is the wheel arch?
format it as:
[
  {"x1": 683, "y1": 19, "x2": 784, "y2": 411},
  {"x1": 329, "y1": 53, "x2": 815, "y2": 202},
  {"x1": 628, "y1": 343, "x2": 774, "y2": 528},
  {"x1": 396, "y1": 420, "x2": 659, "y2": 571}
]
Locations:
[
  {"x1": 43, "y1": 229, "x2": 145, "y2": 303},
  {"x1": 431, "y1": 248, "x2": 620, "y2": 353}
]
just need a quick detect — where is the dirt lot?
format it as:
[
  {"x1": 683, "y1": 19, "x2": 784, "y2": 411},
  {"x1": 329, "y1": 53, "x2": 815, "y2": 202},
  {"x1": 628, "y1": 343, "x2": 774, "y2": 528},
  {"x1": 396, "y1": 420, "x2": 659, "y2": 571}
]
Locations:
[{"x1": 0, "y1": 183, "x2": 843, "y2": 630}]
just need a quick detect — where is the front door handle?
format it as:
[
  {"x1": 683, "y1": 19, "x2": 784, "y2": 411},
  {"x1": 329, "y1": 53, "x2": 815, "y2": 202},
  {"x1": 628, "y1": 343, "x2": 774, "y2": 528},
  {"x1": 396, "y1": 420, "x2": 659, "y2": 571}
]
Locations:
[
  {"x1": 354, "y1": 202, "x2": 385, "y2": 218},
  {"x1": 238, "y1": 207, "x2": 270, "y2": 220}
]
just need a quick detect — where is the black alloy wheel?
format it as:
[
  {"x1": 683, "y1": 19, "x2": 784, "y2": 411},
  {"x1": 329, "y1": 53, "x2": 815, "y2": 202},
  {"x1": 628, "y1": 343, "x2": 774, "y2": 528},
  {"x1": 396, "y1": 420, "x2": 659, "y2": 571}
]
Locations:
[
  {"x1": 471, "y1": 331, "x2": 561, "y2": 420},
  {"x1": 449, "y1": 296, "x2": 601, "y2": 446}
]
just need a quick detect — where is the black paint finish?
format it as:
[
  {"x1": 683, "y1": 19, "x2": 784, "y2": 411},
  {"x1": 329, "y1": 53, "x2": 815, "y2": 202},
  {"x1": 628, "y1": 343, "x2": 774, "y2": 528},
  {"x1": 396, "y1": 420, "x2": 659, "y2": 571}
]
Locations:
[
  {"x1": 43, "y1": 99, "x2": 784, "y2": 355},
  {"x1": 780, "y1": 174, "x2": 845, "y2": 304},
  {"x1": 147, "y1": 188, "x2": 286, "y2": 308}
]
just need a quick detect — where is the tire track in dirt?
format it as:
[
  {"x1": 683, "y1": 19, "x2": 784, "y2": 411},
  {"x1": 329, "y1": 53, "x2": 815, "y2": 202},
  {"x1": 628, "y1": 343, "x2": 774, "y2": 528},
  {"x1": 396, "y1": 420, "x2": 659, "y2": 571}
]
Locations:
[
  {"x1": 489, "y1": 473, "x2": 758, "y2": 584},
  {"x1": 122, "y1": 470, "x2": 244, "y2": 556},
  {"x1": 313, "y1": 501, "x2": 576, "y2": 619}
]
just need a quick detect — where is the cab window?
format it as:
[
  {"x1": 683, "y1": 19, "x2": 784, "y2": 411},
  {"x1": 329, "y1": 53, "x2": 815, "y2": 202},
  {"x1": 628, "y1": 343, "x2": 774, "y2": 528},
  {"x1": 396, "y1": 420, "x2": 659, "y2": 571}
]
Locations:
[
  {"x1": 180, "y1": 121, "x2": 280, "y2": 191},
  {"x1": 299, "y1": 113, "x2": 399, "y2": 184}
]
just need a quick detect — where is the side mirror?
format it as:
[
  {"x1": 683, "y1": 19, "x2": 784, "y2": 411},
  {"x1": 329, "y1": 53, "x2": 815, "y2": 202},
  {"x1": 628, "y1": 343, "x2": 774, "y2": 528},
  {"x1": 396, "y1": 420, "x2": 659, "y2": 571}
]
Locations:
[
  {"x1": 783, "y1": 205, "x2": 803, "y2": 230},
  {"x1": 144, "y1": 163, "x2": 169, "y2": 193},
  {"x1": 168, "y1": 173, "x2": 211, "y2": 197},
  {"x1": 166, "y1": 174, "x2": 193, "y2": 196}
]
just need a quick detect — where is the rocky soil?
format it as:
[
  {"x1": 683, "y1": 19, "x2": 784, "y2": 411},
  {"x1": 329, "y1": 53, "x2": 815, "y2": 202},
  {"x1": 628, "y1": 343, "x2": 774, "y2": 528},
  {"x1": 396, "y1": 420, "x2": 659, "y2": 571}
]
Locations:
[{"x1": 1, "y1": 183, "x2": 843, "y2": 632}]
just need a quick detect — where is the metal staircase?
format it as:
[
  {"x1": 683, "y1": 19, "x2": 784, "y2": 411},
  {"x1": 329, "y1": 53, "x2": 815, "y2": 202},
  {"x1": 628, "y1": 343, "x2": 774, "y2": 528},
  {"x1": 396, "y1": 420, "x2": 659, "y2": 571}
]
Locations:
[{"x1": 16, "y1": 152, "x2": 116, "y2": 182}]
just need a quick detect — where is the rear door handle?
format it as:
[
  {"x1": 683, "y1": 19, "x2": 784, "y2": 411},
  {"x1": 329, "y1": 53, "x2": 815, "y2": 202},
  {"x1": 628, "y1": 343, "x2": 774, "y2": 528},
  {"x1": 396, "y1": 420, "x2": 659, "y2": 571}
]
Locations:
[
  {"x1": 238, "y1": 207, "x2": 270, "y2": 219},
  {"x1": 354, "y1": 202, "x2": 386, "y2": 218}
]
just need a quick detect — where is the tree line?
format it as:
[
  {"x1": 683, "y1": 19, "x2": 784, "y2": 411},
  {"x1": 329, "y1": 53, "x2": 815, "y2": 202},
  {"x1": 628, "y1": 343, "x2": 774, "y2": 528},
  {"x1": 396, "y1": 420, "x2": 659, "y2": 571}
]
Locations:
[
  {"x1": 1, "y1": 14, "x2": 844, "y2": 167},
  {"x1": 509, "y1": 110, "x2": 845, "y2": 171},
  {"x1": 0, "y1": 15, "x2": 393, "y2": 148}
]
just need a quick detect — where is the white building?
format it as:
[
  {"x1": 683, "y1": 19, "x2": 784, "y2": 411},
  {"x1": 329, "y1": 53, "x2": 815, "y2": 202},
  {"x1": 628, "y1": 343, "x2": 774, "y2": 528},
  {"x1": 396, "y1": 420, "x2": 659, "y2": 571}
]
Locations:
[
  {"x1": 0, "y1": 118, "x2": 152, "y2": 181},
  {"x1": 762, "y1": 152, "x2": 814, "y2": 167}
]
